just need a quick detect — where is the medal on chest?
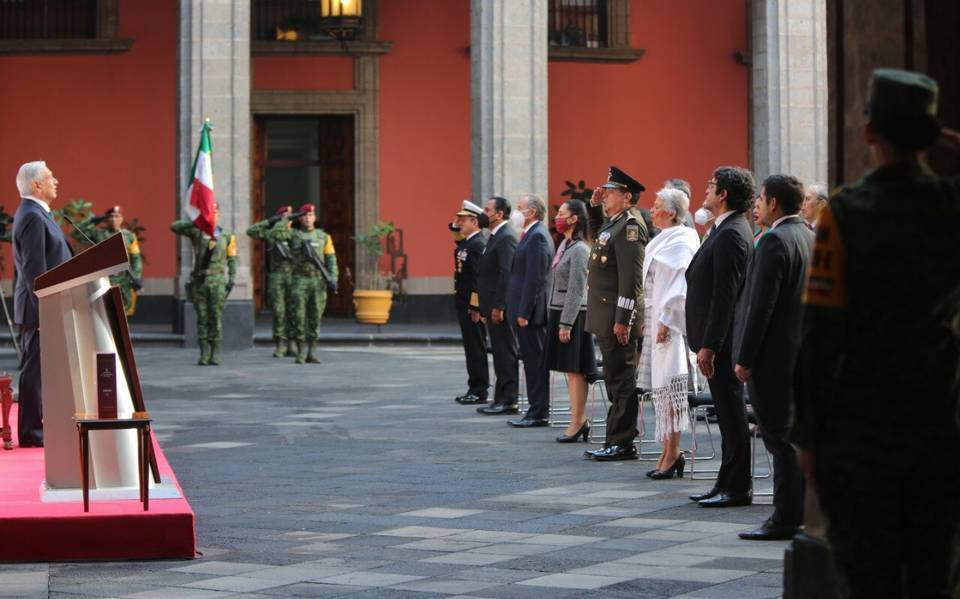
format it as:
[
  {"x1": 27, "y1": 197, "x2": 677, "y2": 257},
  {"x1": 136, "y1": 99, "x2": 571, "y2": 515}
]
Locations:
[{"x1": 598, "y1": 231, "x2": 611, "y2": 247}]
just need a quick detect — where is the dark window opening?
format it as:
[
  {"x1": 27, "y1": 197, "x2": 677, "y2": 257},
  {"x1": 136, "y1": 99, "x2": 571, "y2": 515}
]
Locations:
[
  {"x1": 549, "y1": 0, "x2": 608, "y2": 48},
  {"x1": 0, "y1": 0, "x2": 98, "y2": 40}
]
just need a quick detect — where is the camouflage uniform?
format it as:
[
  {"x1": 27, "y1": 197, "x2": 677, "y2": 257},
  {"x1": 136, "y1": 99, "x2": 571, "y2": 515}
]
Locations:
[
  {"x1": 171, "y1": 220, "x2": 237, "y2": 365},
  {"x1": 246, "y1": 216, "x2": 294, "y2": 357},
  {"x1": 71, "y1": 219, "x2": 143, "y2": 315},
  {"x1": 275, "y1": 221, "x2": 338, "y2": 364}
]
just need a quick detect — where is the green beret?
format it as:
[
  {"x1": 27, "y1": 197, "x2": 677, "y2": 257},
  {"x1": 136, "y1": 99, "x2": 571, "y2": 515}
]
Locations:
[{"x1": 866, "y1": 68, "x2": 941, "y2": 150}]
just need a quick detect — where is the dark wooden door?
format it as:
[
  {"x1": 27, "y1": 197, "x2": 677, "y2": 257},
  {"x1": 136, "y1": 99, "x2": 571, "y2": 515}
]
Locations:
[{"x1": 252, "y1": 115, "x2": 355, "y2": 315}]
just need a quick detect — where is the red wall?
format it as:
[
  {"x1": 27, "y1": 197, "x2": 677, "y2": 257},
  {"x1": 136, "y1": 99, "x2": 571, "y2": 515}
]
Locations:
[
  {"x1": 253, "y1": 55, "x2": 354, "y2": 90},
  {"x1": 0, "y1": 0, "x2": 178, "y2": 278},
  {"x1": 378, "y1": 0, "x2": 472, "y2": 279},
  {"x1": 549, "y1": 1, "x2": 750, "y2": 216}
]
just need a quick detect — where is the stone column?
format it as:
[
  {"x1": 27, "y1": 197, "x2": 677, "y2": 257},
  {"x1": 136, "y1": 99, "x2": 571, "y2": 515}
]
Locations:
[
  {"x1": 471, "y1": 0, "x2": 548, "y2": 204},
  {"x1": 751, "y1": 0, "x2": 829, "y2": 186},
  {"x1": 177, "y1": 0, "x2": 253, "y2": 349}
]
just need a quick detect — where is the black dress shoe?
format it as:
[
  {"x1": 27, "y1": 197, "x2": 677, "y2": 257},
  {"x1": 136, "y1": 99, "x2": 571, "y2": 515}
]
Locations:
[
  {"x1": 19, "y1": 441, "x2": 44, "y2": 448},
  {"x1": 699, "y1": 491, "x2": 753, "y2": 508},
  {"x1": 584, "y1": 444, "x2": 638, "y2": 461},
  {"x1": 455, "y1": 393, "x2": 488, "y2": 405},
  {"x1": 507, "y1": 417, "x2": 549, "y2": 428},
  {"x1": 477, "y1": 403, "x2": 519, "y2": 415},
  {"x1": 738, "y1": 518, "x2": 801, "y2": 541},
  {"x1": 689, "y1": 488, "x2": 721, "y2": 502}
]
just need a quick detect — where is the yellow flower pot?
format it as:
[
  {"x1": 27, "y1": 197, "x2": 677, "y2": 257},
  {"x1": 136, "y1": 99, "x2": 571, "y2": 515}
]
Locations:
[{"x1": 352, "y1": 289, "x2": 393, "y2": 324}]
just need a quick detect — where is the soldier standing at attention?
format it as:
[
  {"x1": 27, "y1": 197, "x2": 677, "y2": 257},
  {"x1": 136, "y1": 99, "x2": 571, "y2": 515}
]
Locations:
[
  {"x1": 71, "y1": 205, "x2": 143, "y2": 315},
  {"x1": 276, "y1": 204, "x2": 338, "y2": 364},
  {"x1": 794, "y1": 69, "x2": 960, "y2": 599},
  {"x1": 247, "y1": 205, "x2": 295, "y2": 357},
  {"x1": 452, "y1": 200, "x2": 490, "y2": 405},
  {"x1": 171, "y1": 202, "x2": 237, "y2": 366},
  {"x1": 583, "y1": 166, "x2": 648, "y2": 461}
]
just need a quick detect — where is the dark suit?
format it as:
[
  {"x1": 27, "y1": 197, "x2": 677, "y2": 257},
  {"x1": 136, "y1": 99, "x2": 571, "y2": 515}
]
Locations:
[
  {"x1": 507, "y1": 221, "x2": 554, "y2": 420},
  {"x1": 477, "y1": 223, "x2": 519, "y2": 407},
  {"x1": 454, "y1": 232, "x2": 489, "y2": 397},
  {"x1": 686, "y1": 211, "x2": 753, "y2": 495},
  {"x1": 13, "y1": 198, "x2": 73, "y2": 446},
  {"x1": 734, "y1": 215, "x2": 813, "y2": 525}
]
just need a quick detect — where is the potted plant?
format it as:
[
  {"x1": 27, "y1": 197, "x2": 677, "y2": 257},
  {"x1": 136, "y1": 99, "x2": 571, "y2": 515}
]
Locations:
[{"x1": 351, "y1": 220, "x2": 396, "y2": 324}]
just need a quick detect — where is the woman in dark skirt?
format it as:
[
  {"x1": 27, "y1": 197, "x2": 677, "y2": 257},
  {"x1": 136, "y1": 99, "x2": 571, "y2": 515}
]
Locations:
[{"x1": 545, "y1": 199, "x2": 598, "y2": 442}]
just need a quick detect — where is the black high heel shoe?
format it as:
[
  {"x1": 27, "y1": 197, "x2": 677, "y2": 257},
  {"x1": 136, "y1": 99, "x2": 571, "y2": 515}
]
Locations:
[
  {"x1": 649, "y1": 454, "x2": 685, "y2": 479},
  {"x1": 556, "y1": 422, "x2": 590, "y2": 443}
]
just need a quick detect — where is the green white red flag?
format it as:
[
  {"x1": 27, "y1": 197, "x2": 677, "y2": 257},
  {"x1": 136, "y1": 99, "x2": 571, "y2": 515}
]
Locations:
[{"x1": 184, "y1": 120, "x2": 216, "y2": 235}]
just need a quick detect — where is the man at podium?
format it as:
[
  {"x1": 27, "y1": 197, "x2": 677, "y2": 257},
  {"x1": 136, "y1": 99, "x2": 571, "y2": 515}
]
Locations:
[{"x1": 12, "y1": 161, "x2": 73, "y2": 448}]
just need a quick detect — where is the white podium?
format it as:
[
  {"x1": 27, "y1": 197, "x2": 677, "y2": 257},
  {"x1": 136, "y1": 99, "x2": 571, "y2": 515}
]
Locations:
[{"x1": 33, "y1": 233, "x2": 157, "y2": 493}]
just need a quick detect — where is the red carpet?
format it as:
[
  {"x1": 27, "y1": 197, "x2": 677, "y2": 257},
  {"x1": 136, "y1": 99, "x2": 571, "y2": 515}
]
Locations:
[{"x1": 1, "y1": 403, "x2": 197, "y2": 561}]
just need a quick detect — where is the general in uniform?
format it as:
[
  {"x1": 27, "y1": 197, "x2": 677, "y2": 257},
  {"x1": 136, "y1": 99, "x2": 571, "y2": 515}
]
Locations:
[
  {"x1": 275, "y1": 203, "x2": 338, "y2": 364},
  {"x1": 247, "y1": 205, "x2": 295, "y2": 357},
  {"x1": 793, "y1": 69, "x2": 960, "y2": 598},
  {"x1": 583, "y1": 166, "x2": 648, "y2": 461},
  {"x1": 71, "y1": 205, "x2": 143, "y2": 315},
  {"x1": 452, "y1": 200, "x2": 490, "y2": 405},
  {"x1": 171, "y1": 202, "x2": 237, "y2": 366}
]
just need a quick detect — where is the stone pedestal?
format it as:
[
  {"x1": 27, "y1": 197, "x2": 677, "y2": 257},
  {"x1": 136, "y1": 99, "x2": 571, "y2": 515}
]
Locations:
[
  {"x1": 470, "y1": 0, "x2": 548, "y2": 203},
  {"x1": 751, "y1": 0, "x2": 828, "y2": 186},
  {"x1": 177, "y1": 0, "x2": 253, "y2": 349}
]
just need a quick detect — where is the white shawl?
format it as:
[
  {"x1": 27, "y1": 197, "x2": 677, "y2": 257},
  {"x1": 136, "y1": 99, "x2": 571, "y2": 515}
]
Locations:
[{"x1": 642, "y1": 225, "x2": 700, "y2": 440}]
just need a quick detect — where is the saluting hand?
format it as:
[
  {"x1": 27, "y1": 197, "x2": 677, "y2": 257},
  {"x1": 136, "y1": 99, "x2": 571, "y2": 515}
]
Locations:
[
  {"x1": 696, "y1": 348, "x2": 715, "y2": 379},
  {"x1": 590, "y1": 187, "x2": 604, "y2": 207},
  {"x1": 613, "y1": 323, "x2": 630, "y2": 345}
]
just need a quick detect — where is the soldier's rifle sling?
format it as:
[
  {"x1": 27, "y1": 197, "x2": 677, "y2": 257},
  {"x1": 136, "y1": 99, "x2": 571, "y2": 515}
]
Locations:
[
  {"x1": 193, "y1": 235, "x2": 216, "y2": 286},
  {"x1": 301, "y1": 240, "x2": 336, "y2": 292}
]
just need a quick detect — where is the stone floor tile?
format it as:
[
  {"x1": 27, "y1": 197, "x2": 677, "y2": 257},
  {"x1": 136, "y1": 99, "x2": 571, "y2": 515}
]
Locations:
[
  {"x1": 169, "y1": 562, "x2": 278, "y2": 576},
  {"x1": 124, "y1": 588, "x2": 236, "y2": 599},
  {"x1": 598, "y1": 517, "x2": 687, "y2": 529},
  {"x1": 373, "y1": 526, "x2": 464, "y2": 539},
  {"x1": 442, "y1": 530, "x2": 535, "y2": 543},
  {"x1": 397, "y1": 508, "x2": 487, "y2": 519},
  {"x1": 665, "y1": 521, "x2": 752, "y2": 534},
  {"x1": 421, "y1": 553, "x2": 514, "y2": 566},
  {"x1": 517, "y1": 573, "x2": 633, "y2": 589},
  {"x1": 613, "y1": 552, "x2": 716, "y2": 567},
  {"x1": 566, "y1": 506, "x2": 652, "y2": 517},
  {"x1": 511, "y1": 533, "x2": 604, "y2": 546},
  {"x1": 629, "y1": 529, "x2": 714, "y2": 542},
  {"x1": 182, "y1": 576, "x2": 292, "y2": 592},
  {"x1": 466, "y1": 542, "x2": 559, "y2": 556},
  {"x1": 394, "y1": 539, "x2": 491, "y2": 552},
  {"x1": 583, "y1": 490, "x2": 662, "y2": 499},
  {"x1": 390, "y1": 578, "x2": 502, "y2": 594},
  {"x1": 314, "y1": 571, "x2": 426, "y2": 587}
]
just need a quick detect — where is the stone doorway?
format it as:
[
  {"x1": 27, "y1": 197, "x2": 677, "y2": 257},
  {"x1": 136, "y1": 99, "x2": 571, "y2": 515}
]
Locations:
[{"x1": 252, "y1": 115, "x2": 356, "y2": 316}]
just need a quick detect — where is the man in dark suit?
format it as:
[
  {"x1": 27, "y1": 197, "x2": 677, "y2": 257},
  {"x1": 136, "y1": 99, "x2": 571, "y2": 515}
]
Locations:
[
  {"x1": 452, "y1": 201, "x2": 490, "y2": 405},
  {"x1": 476, "y1": 197, "x2": 520, "y2": 415},
  {"x1": 12, "y1": 161, "x2": 73, "y2": 448},
  {"x1": 505, "y1": 194, "x2": 554, "y2": 427},
  {"x1": 733, "y1": 174, "x2": 814, "y2": 539},
  {"x1": 685, "y1": 166, "x2": 755, "y2": 507}
]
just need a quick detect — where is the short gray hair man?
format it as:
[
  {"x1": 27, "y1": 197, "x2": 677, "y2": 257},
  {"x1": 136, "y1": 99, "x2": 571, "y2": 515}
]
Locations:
[
  {"x1": 16, "y1": 161, "x2": 47, "y2": 197},
  {"x1": 518, "y1": 193, "x2": 547, "y2": 221},
  {"x1": 655, "y1": 187, "x2": 690, "y2": 225}
]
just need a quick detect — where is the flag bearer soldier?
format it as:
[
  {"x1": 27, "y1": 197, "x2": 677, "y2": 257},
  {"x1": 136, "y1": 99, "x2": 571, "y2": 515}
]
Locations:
[
  {"x1": 453, "y1": 200, "x2": 491, "y2": 405},
  {"x1": 275, "y1": 204, "x2": 338, "y2": 364},
  {"x1": 247, "y1": 205, "x2": 295, "y2": 357},
  {"x1": 71, "y1": 205, "x2": 143, "y2": 315},
  {"x1": 171, "y1": 202, "x2": 237, "y2": 366},
  {"x1": 583, "y1": 166, "x2": 648, "y2": 461}
]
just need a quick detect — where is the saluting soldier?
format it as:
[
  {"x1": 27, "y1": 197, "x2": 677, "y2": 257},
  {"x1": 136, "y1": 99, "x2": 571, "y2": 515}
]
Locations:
[
  {"x1": 793, "y1": 69, "x2": 960, "y2": 598},
  {"x1": 452, "y1": 200, "x2": 490, "y2": 405},
  {"x1": 171, "y1": 202, "x2": 237, "y2": 366},
  {"x1": 71, "y1": 205, "x2": 143, "y2": 315},
  {"x1": 583, "y1": 166, "x2": 648, "y2": 461},
  {"x1": 275, "y1": 203, "x2": 338, "y2": 364},
  {"x1": 247, "y1": 205, "x2": 295, "y2": 357}
]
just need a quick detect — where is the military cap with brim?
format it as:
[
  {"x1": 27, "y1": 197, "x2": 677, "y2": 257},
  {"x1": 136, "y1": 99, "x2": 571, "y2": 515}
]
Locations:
[
  {"x1": 601, "y1": 166, "x2": 645, "y2": 194},
  {"x1": 867, "y1": 68, "x2": 941, "y2": 150},
  {"x1": 456, "y1": 199, "x2": 484, "y2": 218}
]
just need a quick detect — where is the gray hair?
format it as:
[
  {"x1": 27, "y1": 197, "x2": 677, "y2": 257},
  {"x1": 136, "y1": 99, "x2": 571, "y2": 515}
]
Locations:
[
  {"x1": 808, "y1": 183, "x2": 828, "y2": 203},
  {"x1": 16, "y1": 161, "x2": 47, "y2": 197},
  {"x1": 518, "y1": 193, "x2": 547, "y2": 221},
  {"x1": 665, "y1": 178, "x2": 692, "y2": 199},
  {"x1": 655, "y1": 187, "x2": 689, "y2": 225}
]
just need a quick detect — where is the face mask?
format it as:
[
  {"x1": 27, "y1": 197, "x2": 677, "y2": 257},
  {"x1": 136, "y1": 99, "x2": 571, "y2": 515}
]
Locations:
[
  {"x1": 554, "y1": 216, "x2": 570, "y2": 234},
  {"x1": 694, "y1": 207, "x2": 712, "y2": 226},
  {"x1": 509, "y1": 209, "x2": 525, "y2": 231}
]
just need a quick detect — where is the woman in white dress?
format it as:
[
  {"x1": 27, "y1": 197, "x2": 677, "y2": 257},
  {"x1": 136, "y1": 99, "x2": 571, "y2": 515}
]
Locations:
[{"x1": 637, "y1": 187, "x2": 700, "y2": 479}]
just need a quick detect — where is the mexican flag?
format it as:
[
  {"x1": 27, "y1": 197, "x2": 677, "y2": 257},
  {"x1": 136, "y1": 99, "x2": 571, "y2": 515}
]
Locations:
[{"x1": 184, "y1": 120, "x2": 216, "y2": 236}]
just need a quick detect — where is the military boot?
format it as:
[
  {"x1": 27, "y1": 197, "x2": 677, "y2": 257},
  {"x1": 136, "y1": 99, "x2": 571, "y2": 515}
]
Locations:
[
  {"x1": 295, "y1": 340, "x2": 307, "y2": 364},
  {"x1": 286, "y1": 340, "x2": 299, "y2": 357},
  {"x1": 306, "y1": 341, "x2": 320, "y2": 364},
  {"x1": 209, "y1": 340, "x2": 221, "y2": 366},
  {"x1": 273, "y1": 337, "x2": 286, "y2": 358},
  {"x1": 198, "y1": 341, "x2": 210, "y2": 366}
]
